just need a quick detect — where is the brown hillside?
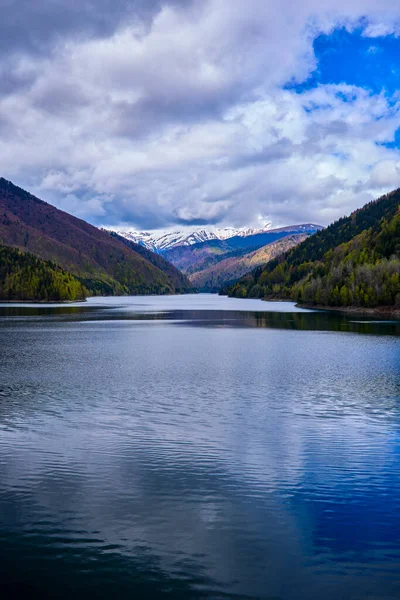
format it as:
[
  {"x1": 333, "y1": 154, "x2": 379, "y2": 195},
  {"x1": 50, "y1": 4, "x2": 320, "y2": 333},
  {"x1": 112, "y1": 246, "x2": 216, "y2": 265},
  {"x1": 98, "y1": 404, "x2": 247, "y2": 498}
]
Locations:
[
  {"x1": 0, "y1": 178, "x2": 175, "y2": 294},
  {"x1": 190, "y1": 234, "x2": 308, "y2": 292}
]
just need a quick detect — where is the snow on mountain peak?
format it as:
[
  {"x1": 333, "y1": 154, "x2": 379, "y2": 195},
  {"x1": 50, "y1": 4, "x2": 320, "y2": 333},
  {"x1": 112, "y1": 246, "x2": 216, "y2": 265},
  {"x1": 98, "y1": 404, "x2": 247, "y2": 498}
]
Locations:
[
  {"x1": 110, "y1": 227, "x2": 234, "y2": 251},
  {"x1": 109, "y1": 223, "x2": 322, "y2": 253}
]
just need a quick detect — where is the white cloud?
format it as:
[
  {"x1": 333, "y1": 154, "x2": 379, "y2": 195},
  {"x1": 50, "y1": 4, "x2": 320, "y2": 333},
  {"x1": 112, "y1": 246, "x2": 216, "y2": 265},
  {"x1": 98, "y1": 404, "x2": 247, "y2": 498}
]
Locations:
[
  {"x1": 1, "y1": 0, "x2": 400, "y2": 229},
  {"x1": 369, "y1": 159, "x2": 400, "y2": 187}
]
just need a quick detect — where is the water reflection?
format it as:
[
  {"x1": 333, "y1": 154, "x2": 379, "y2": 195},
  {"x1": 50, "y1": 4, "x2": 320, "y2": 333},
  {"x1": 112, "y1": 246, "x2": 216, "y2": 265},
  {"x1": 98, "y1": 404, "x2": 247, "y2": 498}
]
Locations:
[
  {"x1": 0, "y1": 295, "x2": 399, "y2": 599},
  {"x1": 0, "y1": 295, "x2": 399, "y2": 336}
]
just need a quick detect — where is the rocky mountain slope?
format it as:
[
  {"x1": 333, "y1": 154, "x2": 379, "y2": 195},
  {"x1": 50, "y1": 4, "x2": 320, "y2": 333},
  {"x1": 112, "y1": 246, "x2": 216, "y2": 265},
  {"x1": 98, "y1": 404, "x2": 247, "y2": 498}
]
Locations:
[{"x1": 189, "y1": 234, "x2": 308, "y2": 292}]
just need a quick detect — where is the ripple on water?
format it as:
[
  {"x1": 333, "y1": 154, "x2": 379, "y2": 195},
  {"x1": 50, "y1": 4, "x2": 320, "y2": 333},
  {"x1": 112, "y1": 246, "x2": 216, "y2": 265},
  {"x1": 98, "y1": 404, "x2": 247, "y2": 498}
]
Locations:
[{"x1": 0, "y1": 296, "x2": 400, "y2": 599}]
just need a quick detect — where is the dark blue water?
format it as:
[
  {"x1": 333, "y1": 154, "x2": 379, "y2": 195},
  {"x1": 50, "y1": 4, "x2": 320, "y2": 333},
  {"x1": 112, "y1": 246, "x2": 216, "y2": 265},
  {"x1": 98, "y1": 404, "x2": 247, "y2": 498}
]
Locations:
[{"x1": 0, "y1": 294, "x2": 400, "y2": 600}]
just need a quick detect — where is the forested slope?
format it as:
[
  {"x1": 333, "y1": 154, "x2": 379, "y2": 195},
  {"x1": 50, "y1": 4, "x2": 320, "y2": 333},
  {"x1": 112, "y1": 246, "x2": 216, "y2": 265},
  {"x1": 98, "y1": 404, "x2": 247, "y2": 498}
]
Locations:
[
  {"x1": 109, "y1": 231, "x2": 194, "y2": 293},
  {"x1": 225, "y1": 190, "x2": 400, "y2": 310},
  {"x1": 0, "y1": 178, "x2": 183, "y2": 296},
  {"x1": 0, "y1": 245, "x2": 87, "y2": 302}
]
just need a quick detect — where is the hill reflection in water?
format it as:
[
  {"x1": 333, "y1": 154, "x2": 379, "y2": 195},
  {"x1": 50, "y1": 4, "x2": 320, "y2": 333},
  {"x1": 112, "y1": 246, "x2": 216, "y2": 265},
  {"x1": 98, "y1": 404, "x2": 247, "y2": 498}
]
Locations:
[{"x1": 0, "y1": 299, "x2": 399, "y2": 336}]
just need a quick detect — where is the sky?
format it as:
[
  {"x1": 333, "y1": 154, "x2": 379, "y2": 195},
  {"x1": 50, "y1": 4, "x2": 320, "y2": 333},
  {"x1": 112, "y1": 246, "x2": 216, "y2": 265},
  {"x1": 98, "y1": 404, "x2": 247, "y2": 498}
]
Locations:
[{"x1": 1, "y1": 0, "x2": 400, "y2": 231}]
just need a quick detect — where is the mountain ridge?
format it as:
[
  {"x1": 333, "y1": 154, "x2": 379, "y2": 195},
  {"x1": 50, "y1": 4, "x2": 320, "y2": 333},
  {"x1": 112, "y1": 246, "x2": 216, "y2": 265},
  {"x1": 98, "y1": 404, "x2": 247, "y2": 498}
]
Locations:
[
  {"x1": 112, "y1": 224, "x2": 322, "y2": 253},
  {"x1": 189, "y1": 233, "x2": 308, "y2": 292},
  {"x1": 159, "y1": 224, "x2": 322, "y2": 276},
  {"x1": 224, "y1": 189, "x2": 400, "y2": 311},
  {"x1": 0, "y1": 178, "x2": 192, "y2": 296},
  {"x1": 108, "y1": 231, "x2": 193, "y2": 293}
]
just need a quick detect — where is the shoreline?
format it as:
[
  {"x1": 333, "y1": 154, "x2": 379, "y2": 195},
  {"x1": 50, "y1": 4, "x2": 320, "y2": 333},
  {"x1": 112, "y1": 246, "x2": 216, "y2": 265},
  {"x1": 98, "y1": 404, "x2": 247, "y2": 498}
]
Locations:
[
  {"x1": 0, "y1": 291, "x2": 197, "y2": 305},
  {"x1": 298, "y1": 302, "x2": 400, "y2": 318},
  {"x1": 0, "y1": 298, "x2": 87, "y2": 304},
  {"x1": 259, "y1": 297, "x2": 400, "y2": 318}
]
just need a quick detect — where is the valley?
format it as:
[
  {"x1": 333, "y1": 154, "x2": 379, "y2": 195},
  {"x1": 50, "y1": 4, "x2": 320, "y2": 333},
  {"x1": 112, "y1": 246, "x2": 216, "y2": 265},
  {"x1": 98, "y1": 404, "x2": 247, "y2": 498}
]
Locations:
[{"x1": 114, "y1": 224, "x2": 322, "y2": 292}]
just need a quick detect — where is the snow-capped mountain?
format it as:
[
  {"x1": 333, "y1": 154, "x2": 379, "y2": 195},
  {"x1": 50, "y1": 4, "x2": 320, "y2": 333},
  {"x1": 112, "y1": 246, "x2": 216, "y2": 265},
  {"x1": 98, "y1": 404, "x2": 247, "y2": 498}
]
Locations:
[
  {"x1": 110, "y1": 225, "x2": 274, "y2": 252},
  {"x1": 111, "y1": 229, "x2": 220, "y2": 252},
  {"x1": 110, "y1": 224, "x2": 322, "y2": 253}
]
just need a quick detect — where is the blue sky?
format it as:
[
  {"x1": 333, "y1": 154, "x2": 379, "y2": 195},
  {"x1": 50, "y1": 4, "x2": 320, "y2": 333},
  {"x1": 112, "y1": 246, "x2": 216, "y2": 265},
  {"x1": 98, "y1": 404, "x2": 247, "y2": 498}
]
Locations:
[
  {"x1": 287, "y1": 26, "x2": 400, "y2": 153},
  {"x1": 291, "y1": 28, "x2": 400, "y2": 98},
  {"x1": 1, "y1": 1, "x2": 400, "y2": 230}
]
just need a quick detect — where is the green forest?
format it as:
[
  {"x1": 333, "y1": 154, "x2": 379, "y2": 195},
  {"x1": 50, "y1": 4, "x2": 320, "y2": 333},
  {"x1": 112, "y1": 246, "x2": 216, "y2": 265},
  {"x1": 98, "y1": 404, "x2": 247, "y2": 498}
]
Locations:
[
  {"x1": 225, "y1": 190, "x2": 400, "y2": 309},
  {"x1": 0, "y1": 245, "x2": 88, "y2": 302}
]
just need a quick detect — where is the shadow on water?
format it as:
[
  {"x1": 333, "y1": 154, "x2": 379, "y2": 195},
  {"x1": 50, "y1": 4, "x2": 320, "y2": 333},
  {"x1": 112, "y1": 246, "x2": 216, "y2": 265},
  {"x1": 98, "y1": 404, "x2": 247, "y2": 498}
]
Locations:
[
  {"x1": 1, "y1": 304, "x2": 399, "y2": 336},
  {"x1": 0, "y1": 304, "x2": 96, "y2": 317},
  {"x1": 0, "y1": 535, "x2": 263, "y2": 600},
  {"x1": 170, "y1": 309, "x2": 400, "y2": 336}
]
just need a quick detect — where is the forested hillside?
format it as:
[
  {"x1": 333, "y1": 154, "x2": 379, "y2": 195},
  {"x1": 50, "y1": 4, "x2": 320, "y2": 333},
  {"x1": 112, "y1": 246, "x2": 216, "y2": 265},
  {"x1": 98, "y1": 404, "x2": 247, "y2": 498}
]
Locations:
[
  {"x1": 0, "y1": 178, "x2": 187, "y2": 296},
  {"x1": 0, "y1": 245, "x2": 87, "y2": 302},
  {"x1": 109, "y1": 231, "x2": 193, "y2": 293},
  {"x1": 225, "y1": 190, "x2": 400, "y2": 310}
]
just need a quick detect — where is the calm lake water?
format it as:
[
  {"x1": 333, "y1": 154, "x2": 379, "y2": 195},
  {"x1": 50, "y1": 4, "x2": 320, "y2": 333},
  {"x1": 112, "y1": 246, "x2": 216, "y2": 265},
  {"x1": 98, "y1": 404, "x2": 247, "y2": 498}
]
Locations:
[{"x1": 1, "y1": 294, "x2": 400, "y2": 600}]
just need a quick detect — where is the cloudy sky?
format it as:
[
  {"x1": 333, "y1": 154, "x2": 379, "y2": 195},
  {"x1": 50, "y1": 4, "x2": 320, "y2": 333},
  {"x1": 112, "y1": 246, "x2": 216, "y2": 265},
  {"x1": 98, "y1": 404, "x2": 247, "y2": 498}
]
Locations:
[{"x1": 2, "y1": 0, "x2": 400, "y2": 231}]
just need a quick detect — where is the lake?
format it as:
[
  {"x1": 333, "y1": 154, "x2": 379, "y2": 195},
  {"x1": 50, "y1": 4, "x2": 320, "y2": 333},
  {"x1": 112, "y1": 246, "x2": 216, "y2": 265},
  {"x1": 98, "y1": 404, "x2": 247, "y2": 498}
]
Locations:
[{"x1": 0, "y1": 294, "x2": 400, "y2": 599}]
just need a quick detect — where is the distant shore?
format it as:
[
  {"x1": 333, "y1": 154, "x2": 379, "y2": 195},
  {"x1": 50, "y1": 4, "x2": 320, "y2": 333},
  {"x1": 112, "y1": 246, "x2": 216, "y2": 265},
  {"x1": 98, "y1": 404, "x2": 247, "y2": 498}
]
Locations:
[
  {"x1": 0, "y1": 298, "x2": 87, "y2": 304},
  {"x1": 296, "y1": 303, "x2": 400, "y2": 318},
  {"x1": 259, "y1": 296, "x2": 400, "y2": 318}
]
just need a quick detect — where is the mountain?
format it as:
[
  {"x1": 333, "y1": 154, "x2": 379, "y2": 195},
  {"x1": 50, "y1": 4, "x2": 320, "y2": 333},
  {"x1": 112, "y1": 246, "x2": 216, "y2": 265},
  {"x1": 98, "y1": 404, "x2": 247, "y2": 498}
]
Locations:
[
  {"x1": 108, "y1": 232, "x2": 193, "y2": 293},
  {"x1": 0, "y1": 244, "x2": 87, "y2": 302},
  {"x1": 224, "y1": 190, "x2": 400, "y2": 311},
  {"x1": 161, "y1": 224, "x2": 322, "y2": 273},
  {"x1": 113, "y1": 228, "x2": 228, "y2": 252},
  {"x1": 113, "y1": 224, "x2": 321, "y2": 253},
  {"x1": 189, "y1": 234, "x2": 308, "y2": 292},
  {"x1": 0, "y1": 178, "x2": 191, "y2": 296},
  {"x1": 112, "y1": 227, "x2": 257, "y2": 252}
]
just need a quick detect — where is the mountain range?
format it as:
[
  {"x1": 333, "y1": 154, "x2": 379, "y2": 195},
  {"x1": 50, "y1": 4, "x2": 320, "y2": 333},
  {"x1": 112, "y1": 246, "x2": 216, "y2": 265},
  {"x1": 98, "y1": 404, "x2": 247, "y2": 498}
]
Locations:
[
  {"x1": 113, "y1": 224, "x2": 322, "y2": 292},
  {"x1": 113, "y1": 224, "x2": 321, "y2": 253},
  {"x1": 0, "y1": 177, "x2": 323, "y2": 301},
  {"x1": 0, "y1": 178, "x2": 193, "y2": 300},
  {"x1": 1, "y1": 176, "x2": 398, "y2": 310},
  {"x1": 111, "y1": 228, "x2": 238, "y2": 252},
  {"x1": 224, "y1": 189, "x2": 400, "y2": 312}
]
